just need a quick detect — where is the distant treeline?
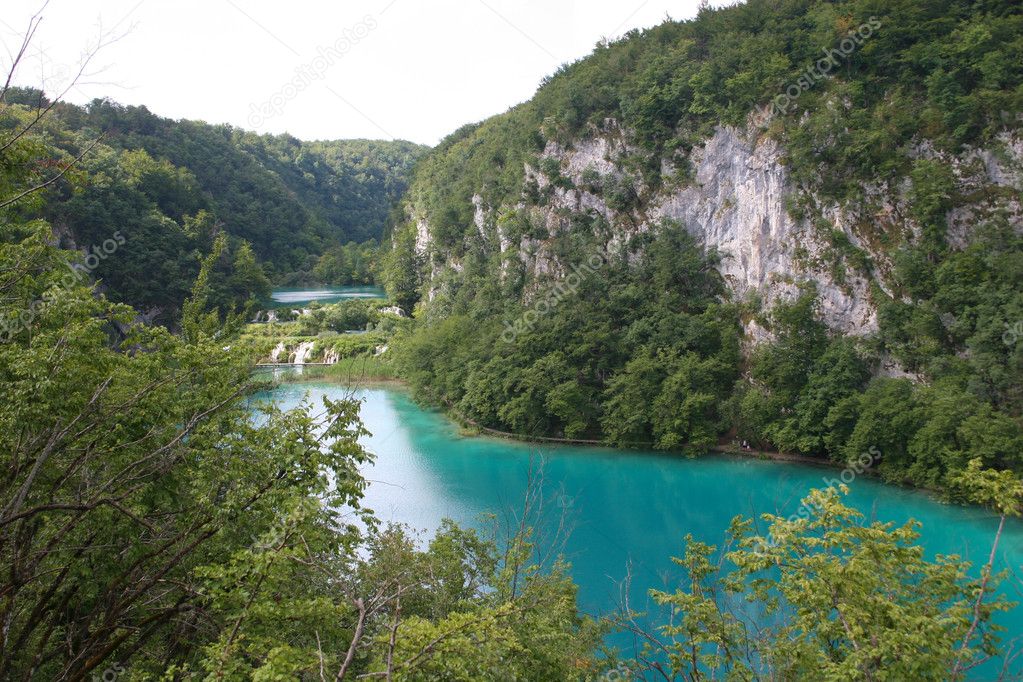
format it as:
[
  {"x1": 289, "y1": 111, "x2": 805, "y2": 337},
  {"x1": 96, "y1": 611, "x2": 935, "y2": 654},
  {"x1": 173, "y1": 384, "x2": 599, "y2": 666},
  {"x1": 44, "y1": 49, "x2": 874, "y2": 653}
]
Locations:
[{"x1": 2, "y1": 90, "x2": 426, "y2": 322}]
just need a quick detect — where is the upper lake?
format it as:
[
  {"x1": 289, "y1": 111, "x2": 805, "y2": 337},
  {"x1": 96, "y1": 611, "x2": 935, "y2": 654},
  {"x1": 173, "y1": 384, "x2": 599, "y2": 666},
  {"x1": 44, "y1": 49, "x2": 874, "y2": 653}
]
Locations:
[
  {"x1": 254, "y1": 379, "x2": 1023, "y2": 675},
  {"x1": 270, "y1": 286, "x2": 387, "y2": 306}
]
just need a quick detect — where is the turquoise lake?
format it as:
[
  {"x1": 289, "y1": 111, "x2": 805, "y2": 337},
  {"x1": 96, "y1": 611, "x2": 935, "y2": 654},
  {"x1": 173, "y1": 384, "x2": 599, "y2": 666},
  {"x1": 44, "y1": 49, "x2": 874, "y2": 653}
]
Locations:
[
  {"x1": 255, "y1": 380, "x2": 1023, "y2": 675},
  {"x1": 270, "y1": 285, "x2": 386, "y2": 306}
]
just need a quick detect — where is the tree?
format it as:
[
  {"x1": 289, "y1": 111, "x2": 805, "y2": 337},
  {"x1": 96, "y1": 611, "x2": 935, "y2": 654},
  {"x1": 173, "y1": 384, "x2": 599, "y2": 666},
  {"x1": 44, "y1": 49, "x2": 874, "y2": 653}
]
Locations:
[
  {"x1": 209, "y1": 239, "x2": 272, "y2": 316},
  {"x1": 382, "y1": 225, "x2": 423, "y2": 313},
  {"x1": 601, "y1": 351, "x2": 665, "y2": 446},
  {"x1": 622, "y1": 486, "x2": 1017, "y2": 681}
]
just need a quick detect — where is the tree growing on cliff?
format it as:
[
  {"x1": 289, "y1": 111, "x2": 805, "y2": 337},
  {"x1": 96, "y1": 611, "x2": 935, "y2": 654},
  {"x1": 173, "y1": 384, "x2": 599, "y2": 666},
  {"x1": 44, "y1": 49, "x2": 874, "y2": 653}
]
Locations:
[{"x1": 382, "y1": 224, "x2": 424, "y2": 313}]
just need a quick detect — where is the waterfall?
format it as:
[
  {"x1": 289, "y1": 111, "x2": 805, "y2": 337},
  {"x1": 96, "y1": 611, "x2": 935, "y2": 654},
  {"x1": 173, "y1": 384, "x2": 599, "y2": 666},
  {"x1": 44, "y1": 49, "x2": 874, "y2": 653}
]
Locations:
[
  {"x1": 252, "y1": 310, "x2": 279, "y2": 323},
  {"x1": 269, "y1": 342, "x2": 287, "y2": 363},
  {"x1": 322, "y1": 348, "x2": 340, "y2": 365},
  {"x1": 291, "y1": 341, "x2": 315, "y2": 365}
]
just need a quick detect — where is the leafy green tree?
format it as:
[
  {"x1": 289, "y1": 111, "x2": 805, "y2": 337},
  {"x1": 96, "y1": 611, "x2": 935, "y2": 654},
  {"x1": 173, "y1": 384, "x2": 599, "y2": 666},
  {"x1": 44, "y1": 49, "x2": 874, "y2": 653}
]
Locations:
[
  {"x1": 383, "y1": 225, "x2": 424, "y2": 313},
  {"x1": 312, "y1": 239, "x2": 381, "y2": 285},
  {"x1": 771, "y1": 338, "x2": 871, "y2": 455},
  {"x1": 207, "y1": 239, "x2": 272, "y2": 317},
  {"x1": 652, "y1": 352, "x2": 730, "y2": 450},
  {"x1": 841, "y1": 378, "x2": 922, "y2": 478},
  {"x1": 601, "y1": 351, "x2": 665, "y2": 445},
  {"x1": 633, "y1": 486, "x2": 1016, "y2": 681},
  {"x1": 908, "y1": 158, "x2": 957, "y2": 255}
]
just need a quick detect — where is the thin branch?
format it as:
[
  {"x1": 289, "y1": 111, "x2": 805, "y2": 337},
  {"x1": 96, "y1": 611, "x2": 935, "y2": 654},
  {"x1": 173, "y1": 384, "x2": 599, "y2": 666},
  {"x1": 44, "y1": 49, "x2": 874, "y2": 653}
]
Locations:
[
  {"x1": 0, "y1": 135, "x2": 104, "y2": 210},
  {"x1": 335, "y1": 598, "x2": 367, "y2": 681}
]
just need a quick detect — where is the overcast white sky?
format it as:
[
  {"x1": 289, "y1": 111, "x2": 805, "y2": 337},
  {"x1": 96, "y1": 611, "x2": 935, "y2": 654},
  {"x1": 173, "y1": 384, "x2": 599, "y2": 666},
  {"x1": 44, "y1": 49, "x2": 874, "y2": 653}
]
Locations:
[{"x1": 2, "y1": 0, "x2": 712, "y2": 145}]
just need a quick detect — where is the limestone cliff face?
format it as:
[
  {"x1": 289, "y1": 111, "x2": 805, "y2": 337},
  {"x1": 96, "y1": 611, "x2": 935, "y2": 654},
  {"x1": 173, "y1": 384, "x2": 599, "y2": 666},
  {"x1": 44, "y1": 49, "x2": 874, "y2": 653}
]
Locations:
[
  {"x1": 408, "y1": 121, "x2": 1021, "y2": 346},
  {"x1": 651, "y1": 126, "x2": 878, "y2": 340}
]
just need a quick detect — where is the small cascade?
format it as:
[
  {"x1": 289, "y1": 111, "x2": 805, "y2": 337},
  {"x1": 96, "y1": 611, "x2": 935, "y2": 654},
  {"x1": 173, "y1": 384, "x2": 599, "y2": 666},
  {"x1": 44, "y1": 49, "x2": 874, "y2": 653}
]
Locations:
[
  {"x1": 291, "y1": 341, "x2": 315, "y2": 365},
  {"x1": 252, "y1": 310, "x2": 280, "y2": 323},
  {"x1": 321, "y1": 348, "x2": 340, "y2": 365},
  {"x1": 269, "y1": 342, "x2": 287, "y2": 363}
]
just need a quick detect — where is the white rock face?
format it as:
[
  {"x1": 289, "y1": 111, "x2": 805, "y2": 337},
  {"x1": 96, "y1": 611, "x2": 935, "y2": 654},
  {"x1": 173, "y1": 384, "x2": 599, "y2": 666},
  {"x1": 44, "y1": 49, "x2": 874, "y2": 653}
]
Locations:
[
  {"x1": 649, "y1": 126, "x2": 877, "y2": 334},
  {"x1": 472, "y1": 193, "x2": 491, "y2": 243},
  {"x1": 409, "y1": 122, "x2": 1021, "y2": 346},
  {"x1": 523, "y1": 125, "x2": 877, "y2": 335},
  {"x1": 914, "y1": 132, "x2": 1023, "y2": 249},
  {"x1": 559, "y1": 136, "x2": 621, "y2": 179},
  {"x1": 653, "y1": 129, "x2": 799, "y2": 290}
]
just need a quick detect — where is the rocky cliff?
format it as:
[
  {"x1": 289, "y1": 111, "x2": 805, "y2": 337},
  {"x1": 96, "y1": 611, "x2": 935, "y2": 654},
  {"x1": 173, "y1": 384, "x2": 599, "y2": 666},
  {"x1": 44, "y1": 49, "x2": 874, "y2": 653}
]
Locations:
[
  {"x1": 403, "y1": 119, "x2": 1021, "y2": 350},
  {"x1": 383, "y1": 0, "x2": 1023, "y2": 471}
]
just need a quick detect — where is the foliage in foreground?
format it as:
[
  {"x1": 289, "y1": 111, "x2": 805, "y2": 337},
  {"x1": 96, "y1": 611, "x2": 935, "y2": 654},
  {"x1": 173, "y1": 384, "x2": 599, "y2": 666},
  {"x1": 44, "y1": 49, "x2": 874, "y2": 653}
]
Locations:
[
  {"x1": 1, "y1": 206, "x2": 1018, "y2": 678},
  {"x1": 0, "y1": 139, "x2": 598, "y2": 679},
  {"x1": 624, "y1": 480, "x2": 1021, "y2": 681}
]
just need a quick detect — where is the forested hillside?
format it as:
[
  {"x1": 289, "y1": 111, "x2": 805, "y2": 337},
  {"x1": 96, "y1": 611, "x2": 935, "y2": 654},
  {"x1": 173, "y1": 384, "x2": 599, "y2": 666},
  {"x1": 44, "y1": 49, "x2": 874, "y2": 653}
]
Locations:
[
  {"x1": 2, "y1": 89, "x2": 426, "y2": 322},
  {"x1": 4, "y1": 1, "x2": 1023, "y2": 678},
  {"x1": 388, "y1": 0, "x2": 1023, "y2": 492}
]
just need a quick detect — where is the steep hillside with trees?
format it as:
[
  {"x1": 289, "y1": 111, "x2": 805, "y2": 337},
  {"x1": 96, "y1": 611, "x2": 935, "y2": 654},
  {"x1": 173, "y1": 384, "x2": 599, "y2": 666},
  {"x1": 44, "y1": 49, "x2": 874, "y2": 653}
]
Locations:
[{"x1": 387, "y1": 0, "x2": 1023, "y2": 492}]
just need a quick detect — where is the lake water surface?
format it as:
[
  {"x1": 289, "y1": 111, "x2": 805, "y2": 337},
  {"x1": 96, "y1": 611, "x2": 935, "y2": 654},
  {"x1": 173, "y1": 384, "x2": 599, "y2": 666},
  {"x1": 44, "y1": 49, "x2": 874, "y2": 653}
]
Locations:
[
  {"x1": 270, "y1": 286, "x2": 386, "y2": 306},
  {"x1": 256, "y1": 380, "x2": 1023, "y2": 674}
]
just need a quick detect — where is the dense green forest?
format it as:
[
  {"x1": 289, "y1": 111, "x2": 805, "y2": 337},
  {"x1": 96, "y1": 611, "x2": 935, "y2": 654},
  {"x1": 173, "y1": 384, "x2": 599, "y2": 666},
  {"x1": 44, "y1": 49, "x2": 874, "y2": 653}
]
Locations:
[
  {"x1": 1, "y1": 89, "x2": 424, "y2": 323},
  {"x1": 4, "y1": 0, "x2": 1023, "y2": 678},
  {"x1": 395, "y1": 0, "x2": 1022, "y2": 255},
  {"x1": 388, "y1": 0, "x2": 1023, "y2": 495}
]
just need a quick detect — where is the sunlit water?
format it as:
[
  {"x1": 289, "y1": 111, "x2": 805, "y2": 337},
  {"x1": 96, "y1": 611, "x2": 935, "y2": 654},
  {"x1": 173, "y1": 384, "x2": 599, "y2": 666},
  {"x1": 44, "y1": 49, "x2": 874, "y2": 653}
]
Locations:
[
  {"x1": 270, "y1": 286, "x2": 386, "y2": 306},
  {"x1": 252, "y1": 381, "x2": 1023, "y2": 676}
]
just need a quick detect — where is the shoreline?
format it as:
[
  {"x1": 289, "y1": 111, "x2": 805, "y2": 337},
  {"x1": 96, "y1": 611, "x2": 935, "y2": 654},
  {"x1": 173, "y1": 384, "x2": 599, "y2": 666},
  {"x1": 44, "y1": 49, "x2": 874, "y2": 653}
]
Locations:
[
  {"x1": 254, "y1": 364, "x2": 401, "y2": 387},
  {"x1": 273, "y1": 372, "x2": 885, "y2": 473},
  {"x1": 447, "y1": 404, "x2": 840, "y2": 468},
  {"x1": 262, "y1": 371, "x2": 942, "y2": 497},
  {"x1": 435, "y1": 394, "x2": 816, "y2": 458},
  {"x1": 442, "y1": 409, "x2": 941, "y2": 494}
]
